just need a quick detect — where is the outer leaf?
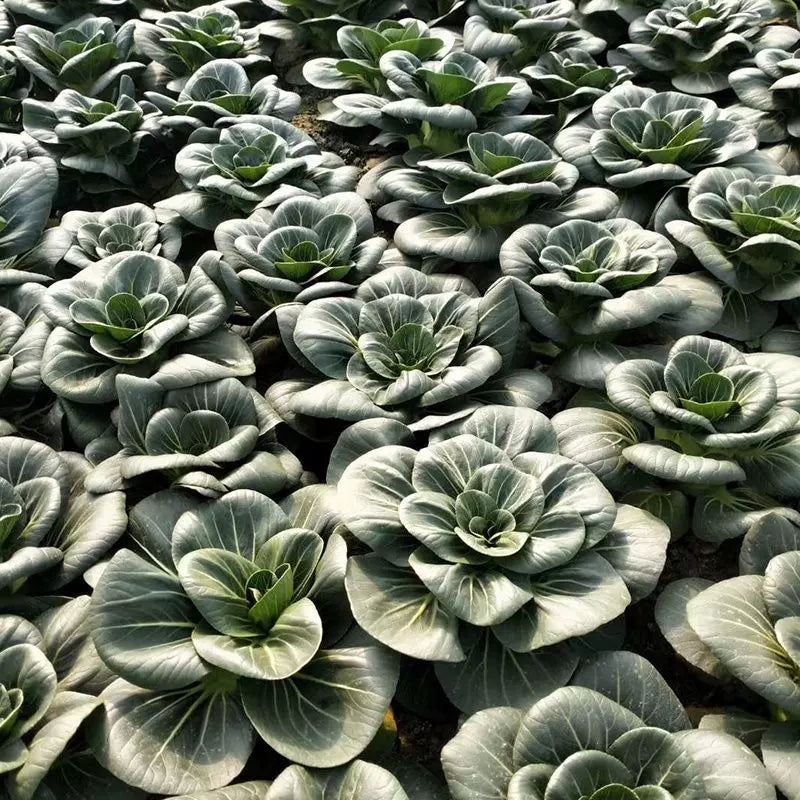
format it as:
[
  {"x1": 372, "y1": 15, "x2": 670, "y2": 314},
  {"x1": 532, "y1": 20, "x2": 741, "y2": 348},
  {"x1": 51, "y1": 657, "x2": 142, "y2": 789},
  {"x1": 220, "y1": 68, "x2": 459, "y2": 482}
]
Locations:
[
  {"x1": 762, "y1": 722, "x2": 800, "y2": 800},
  {"x1": 241, "y1": 645, "x2": 399, "y2": 767},
  {"x1": 89, "y1": 680, "x2": 255, "y2": 796},
  {"x1": 675, "y1": 729, "x2": 777, "y2": 800},
  {"x1": 441, "y1": 707, "x2": 522, "y2": 800},
  {"x1": 571, "y1": 650, "x2": 690, "y2": 732},
  {"x1": 608, "y1": 727, "x2": 706, "y2": 799},
  {"x1": 688, "y1": 576, "x2": 800, "y2": 716},
  {"x1": 327, "y1": 419, "x2": 414, "y2": 484},
  {"x1": 171, "y1": 490, "x2": 289, "y2": 566},
  {"x1": 34, "y1": 457, "x2": 127, "y2": 590},
  {"x1": 552, "y1": 407, "x2": 647, "y2": 491},
  {"x1": 33, "y1": 751, "x2": 145, "y2": 800},
  {"x1": 739, "y1": 429, "x2": 800, "y2": 497},
  {"x1": 436, "y1": 405, "x2": 558, "y2": 456},
  {"x1": 0, "y1": 617, "x2": 42, "y2": 649},
  {"x1": 9, "y1": 691, "x2": 101, "y2": 800},
  {"x1": 37, "y1": 596, "x2": 115, "y2": 694},
  {"x1": 128, "y1": 490, "x2": 202, "y2": 574},
  {"x1": 698, "y1": 712, "x2": 769, "y2": 752},
  {"x1": 740, "y1": 513, "x2": 800, "y2": 576},
  {"x1": 0, "y1": 162, "x2": 56, "y2": 258},
  {"x1": 394, "y1": 211, "x2": 504, "y2": 262},
  {"x1": 592, "y1": 504, "x2": 668, "y2": 602},
  {"x1": 293, "y1": 298, "x2": 361, "y2": 379},
  {"x1": 267, "y1": 761, "x2": 409, "y2": 800},
  {"x1": 435, "y1": 629, "x2": 578, "y2": 714},
  {"x1": 622, "y1": 443, "x2": 745, "y2": 485},
  {"x1": 496, "y1": 552, "x2": 631, "y2": 651},
  {"x1": 513, "y1": 686, "x2": 643, "y2": 767},
  {"x1": 91, "y1": 549, "x2": 209, "y2": 691},
  {"x1": 0, "y1": 642, "x2": 57, "y2": 739},
  {"x1": 345, "y1": 555, "x2": 464, "y2": 662},
  {"x1": 655, "y1": 579, "x2": 728, "y2": 680},
  {"x1": 338, "y1": 446, "x2": 417, "y2": 565},
  {"x1": 476, "y1": 278, "x2": 520, "y2": 367}
]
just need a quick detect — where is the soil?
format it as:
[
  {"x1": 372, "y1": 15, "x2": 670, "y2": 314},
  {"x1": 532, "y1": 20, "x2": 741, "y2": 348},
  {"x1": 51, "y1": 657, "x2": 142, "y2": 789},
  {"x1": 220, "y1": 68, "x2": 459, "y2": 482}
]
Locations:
[
  {"x1": 395, "y1": 708, "x2": 459, "y2": 775},
  {"x1": 291, "y1": 83, "x2": 390, "y2": 169}
]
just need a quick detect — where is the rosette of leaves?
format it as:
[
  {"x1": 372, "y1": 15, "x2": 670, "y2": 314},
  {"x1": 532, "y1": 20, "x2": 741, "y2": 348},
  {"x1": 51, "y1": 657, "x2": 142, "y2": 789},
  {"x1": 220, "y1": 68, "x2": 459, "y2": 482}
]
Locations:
[
  {"x1": 553, "y1": 84, "x2": 768, "y2": 215},
  {"x1": 89, "y1": 489, "x2": 399, "y2": 795},
  {"x1": 0, "y1": 47, "x2": 32, "y2": 131},
  {"x1": 4, "y1": 0, "x2": 127, "y2": 27},
  {"x1": 463, "y1": 0, "x2": 606, "y2": 68},
  {"x1": 0, "y1": 284, "x2": 51, "y2": 435},
  {"x1": 441, "y1": 650, "x2": 777, "y2": 800},
  {"x1": 39, "y1": 251, "x2": 252, "y2": 406},
  {"x1": 58, "y1": 202, "x2": 182, "y2": 273},
  {"x1": 215, "y1": 192, "x2": 387, "y2": 318},
  {"x1": 86, "y1": 375, "x2": 302, "y2": 497},
  {"x1": 665, "y1": 168, "x2": 800, "y2": 341},
  {"x1": 146, "y1": 59, "x2": 300, "y2": 139},
  {"x1": 656, "y1": 512, "x2": 800, "y2": 799},
  {"x1": 609, "y1": 0, "x2": 800, "y2": 95},
  {"x1": 335, "y1": 406, "x2": 669, "y2": 712},
  {"x1": 157, "y1": 118, "x2": 358, "y2": 230},
  {"x1": 13, "y1": 17, "x2": 145, "y2": 98},
  {"x1": 730, "y1": 47, "x2": 800, "y2": 158},
  {"x1": 379, "y1": 131, "x2": 620, "y2": 263},
  {"x1": 0, "y1": 597, "x2": 142, "y2": 799},
  {"x1": 134, "y1": 3, "x2": 276, "y2": 93},
  {"x1": 608, "y1": 338, "x2": 800, "y2": 492},
  {"x1": 319, "y1": 51, "x2": 537, "y2": 156},
  {"x1": 501, "y1": 218, "x2": 724, "y2": 387},
  {"x1": 21, "y1": 75, "x2": 163, "y2": 194},
  {"x1": 0, "y1": 156, "x2": 65, "y2": 288},
  {"x1": 0, "y1": 609, "x2": 117, "y2": 799},
  {"x1": 0, "y1": 436, "x2": 126, "y2": 597},
  {"x1": 269, "y1": 267, "x2": 553, "y2": 435},
  {"x1": 521, "y1": 48, "x2": 634, "y2": 126},
  {"x1": 303, "y1": 19, "x2": 455, "y2": 93},
  {"x1": 552, "y1": 337, "x2": 800, "y2": 540}
]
